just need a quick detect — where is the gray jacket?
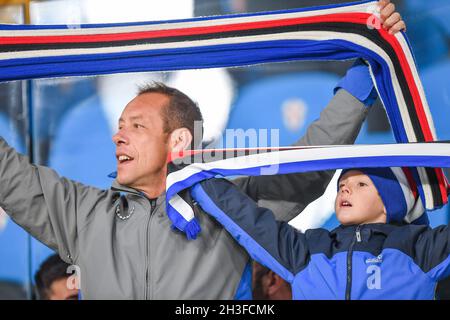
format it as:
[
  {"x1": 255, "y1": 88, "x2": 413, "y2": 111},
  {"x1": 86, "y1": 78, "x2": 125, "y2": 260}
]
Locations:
[{"x1": 0, "y1": 89, "x2": 367, "y2": 299}]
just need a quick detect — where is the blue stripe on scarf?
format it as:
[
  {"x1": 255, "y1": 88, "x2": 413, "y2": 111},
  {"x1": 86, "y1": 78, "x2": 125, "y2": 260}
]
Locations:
[
  {"x1": 0, "y1": 36, "x2": 409, "y2": 146},
  {"x1": 0, "y1": 39, "x2": 367, "y2": 81},
  {"x1": 167, "y1": 154, "x2": 450, "y2": 203},
  {"x1": 167, "y1": 153, "x2": 450, "y2": 238}
]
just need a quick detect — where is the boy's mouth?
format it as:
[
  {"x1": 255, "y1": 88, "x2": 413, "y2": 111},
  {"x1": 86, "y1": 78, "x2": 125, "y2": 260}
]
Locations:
[{"x1": 340, "y1": 200, "x2": 353, "y2": 207}]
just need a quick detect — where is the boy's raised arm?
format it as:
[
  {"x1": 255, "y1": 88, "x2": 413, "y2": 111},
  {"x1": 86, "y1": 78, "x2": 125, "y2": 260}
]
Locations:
[
  {"x1": 191, "y1": 177, "x2": 310, "y2": 283},
  {"x1": 414, "y1": 225, "x2": 450, "y2": 282}
]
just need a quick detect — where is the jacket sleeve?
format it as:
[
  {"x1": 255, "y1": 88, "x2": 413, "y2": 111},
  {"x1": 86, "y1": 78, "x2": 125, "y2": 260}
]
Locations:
[
  {"x1": 233, "y1": 89, "x2": 368, "y2": 221},
  {"x1": 414, "y1": 225, "x2": 450, "y2": 282},
  {"x1": 0, "y1": 137, "x2": 107, "y2": 263},
  {"x1": 191, "y1": 177, "x2": 310, "y2": 283}
]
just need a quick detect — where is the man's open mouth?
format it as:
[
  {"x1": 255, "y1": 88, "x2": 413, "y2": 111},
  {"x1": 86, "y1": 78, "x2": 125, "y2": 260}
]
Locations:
[{"x1": 117, "y1": 154, "x2": 134, "y2": 164}]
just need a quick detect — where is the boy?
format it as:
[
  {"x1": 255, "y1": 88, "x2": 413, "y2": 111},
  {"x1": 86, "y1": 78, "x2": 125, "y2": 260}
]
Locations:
[{"x1": 190, "y1": 167, "x2": 450, "y2": 299}]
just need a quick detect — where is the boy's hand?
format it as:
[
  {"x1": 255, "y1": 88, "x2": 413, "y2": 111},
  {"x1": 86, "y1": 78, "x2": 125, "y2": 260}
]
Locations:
[{"x1": 378, "y1": 0, "x2": 406, "y2": 34}]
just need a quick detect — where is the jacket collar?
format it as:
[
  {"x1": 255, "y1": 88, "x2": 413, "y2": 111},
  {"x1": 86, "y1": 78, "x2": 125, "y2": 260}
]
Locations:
[
  {"x1": 331, "y1": 223, "x2": 398, "y2": 237},
  {"x1": 111, "y1": 180, "x2": 166, "y2": 207}
]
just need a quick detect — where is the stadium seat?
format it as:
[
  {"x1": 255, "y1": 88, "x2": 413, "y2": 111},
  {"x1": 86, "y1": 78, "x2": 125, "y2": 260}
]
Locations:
[
  {"x1": 0, "y1": 281, "x2": 27, "y2": 300},
  {"x1": 401, "y1": 0, "x2": 449, "y2": 68},
  {"x1": 48, "y1": 95, "x2": 116, "y2": 189},
  {"x1": 225, "y1": 72, "x2": 340, "y2": 147},
  {"x1": 421, "y1": 59, "x2": 450, "y2": 140},
  {"x1": 404, "y1": 0, "x2": 450, "y2": 36},
  {"x1": 420, "y1": 59, "x2": 450, "y2": 226}
]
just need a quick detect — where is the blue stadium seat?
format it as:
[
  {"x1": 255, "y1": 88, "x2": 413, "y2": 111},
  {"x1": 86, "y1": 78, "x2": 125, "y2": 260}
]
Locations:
[
  {"x1": 404, "y1": 0, "x2": 450, "y2": 36},
  {"x1": 224, "y1": 72, "x2": 340, "y2": 147},
  {"x1": 48, "y1": 95, "x2": 116, "y2": 189},
  {"x1": 401, "y1": 0, "x2": 449, "y2": 68},
  {"x1": 420, "y1": 59, "x2": 450, "y2": 226},
  {"x1": 421, "y1": 59, "x2": 450, "y2": 141}
]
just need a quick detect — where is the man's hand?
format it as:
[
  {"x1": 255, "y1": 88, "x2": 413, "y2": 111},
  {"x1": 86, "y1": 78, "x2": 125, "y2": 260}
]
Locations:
[{"x1": 378, "y1": 0, "x2": 406, "y2": 34}]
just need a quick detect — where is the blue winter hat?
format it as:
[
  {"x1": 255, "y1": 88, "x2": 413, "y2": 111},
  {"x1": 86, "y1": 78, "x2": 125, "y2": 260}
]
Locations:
[{"x1": 338, "y1": 167, "x2": 427, "y2": 224}]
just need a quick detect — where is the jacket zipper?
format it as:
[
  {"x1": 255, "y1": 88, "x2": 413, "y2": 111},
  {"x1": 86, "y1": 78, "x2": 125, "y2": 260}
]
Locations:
[
  {"x1": 345, "y1": 225, "x2": 362, "y2": 300},
  {"x1": 111, "y1": 186, "x2": 158, "y2": 299},
  {"x1": 144, "y1": 199, "x2": 156, "y2": 300}
]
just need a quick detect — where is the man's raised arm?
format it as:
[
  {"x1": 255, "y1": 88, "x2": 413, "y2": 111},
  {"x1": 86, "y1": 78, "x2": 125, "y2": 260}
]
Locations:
[
  {"x1": 0, "y1": 137, "x2": 105, "y2": 263},
  {"x1": 234, "y1": 0, "x2": 406, "y2": 221}
]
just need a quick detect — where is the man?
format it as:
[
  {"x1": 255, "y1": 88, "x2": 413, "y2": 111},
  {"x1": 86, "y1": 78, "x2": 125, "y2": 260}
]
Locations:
[
  {"x1": 0, "y1": 1, "x2": 405, "y2": 299},
  {"x1": 35, "y1": 254, "x2": 79, "y2": 300}
]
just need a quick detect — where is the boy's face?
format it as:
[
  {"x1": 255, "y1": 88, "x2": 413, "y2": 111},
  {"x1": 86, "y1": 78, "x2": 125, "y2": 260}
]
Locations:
[{"x1": 335, "y1": 170, "x2": 387, "y2": 225}]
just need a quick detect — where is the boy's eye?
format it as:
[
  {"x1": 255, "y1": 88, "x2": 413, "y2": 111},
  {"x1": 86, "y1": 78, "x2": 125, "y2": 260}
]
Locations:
[
  {"x1": 358, "y1": 182, "x2": 367, "y2": 187},
  {"x1": 338, "y1": 184, "x2": 345, "y2": 189},
  {"x1": 134, "y1": 123, "x2": 144, "y2": 129}
]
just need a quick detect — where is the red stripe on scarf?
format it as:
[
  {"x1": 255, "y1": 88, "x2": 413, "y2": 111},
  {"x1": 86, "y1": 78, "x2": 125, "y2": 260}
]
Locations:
[{"x1": 0, "y1": 12, "x2": 371, "y2": 44}]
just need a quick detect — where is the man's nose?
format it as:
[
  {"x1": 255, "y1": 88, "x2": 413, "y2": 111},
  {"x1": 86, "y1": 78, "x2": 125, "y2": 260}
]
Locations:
[{"x1": 113, "y1": 131, "x2": 129, "y2": 145}]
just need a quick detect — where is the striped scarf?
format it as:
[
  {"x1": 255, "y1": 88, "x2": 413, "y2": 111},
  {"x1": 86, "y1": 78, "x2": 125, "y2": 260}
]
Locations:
[
  {"x1": 167, "y1": 143, "x2": 450, "y2": 239},
  {"x1": 1, "y1": 1, "x2": 448, "y2": 237}
]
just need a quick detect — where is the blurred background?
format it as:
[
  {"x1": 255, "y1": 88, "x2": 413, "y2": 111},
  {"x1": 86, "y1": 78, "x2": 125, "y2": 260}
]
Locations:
[{"x1": 0, "y1": 0, "x2": 449, "y2": 299}]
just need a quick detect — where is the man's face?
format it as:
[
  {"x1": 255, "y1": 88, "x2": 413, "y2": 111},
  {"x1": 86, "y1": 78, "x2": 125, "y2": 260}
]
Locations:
[
  {"x1": 112, "y1": 93, "x2": 170, "y2": 189},
  {"x1": 335, "y1": 170, "x2": 386, "y2": 225},
  {"x1": 48, "y1": 278, "x2": 79, "y2": 300}
]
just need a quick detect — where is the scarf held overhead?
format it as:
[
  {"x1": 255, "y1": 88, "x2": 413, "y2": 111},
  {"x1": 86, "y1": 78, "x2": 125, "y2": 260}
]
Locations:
[
  {"x1": 0, "y1": 1, "x2": 448, "y2": 235},
  {"x1": 167, "y1": 143, "x2": 450, "y2": 239}
]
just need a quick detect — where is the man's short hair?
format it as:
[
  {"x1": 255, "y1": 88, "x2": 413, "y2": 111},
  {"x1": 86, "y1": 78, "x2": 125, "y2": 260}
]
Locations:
[
  {"x1": 137, "y1": 82, "x2": 203, "y2": 148},
  {"x1": 34, "y1": 254, "x2": 71, "y2": 300}
]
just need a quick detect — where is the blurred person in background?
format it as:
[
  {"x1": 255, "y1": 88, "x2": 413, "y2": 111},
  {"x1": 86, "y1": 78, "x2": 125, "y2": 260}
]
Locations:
[
  {"x1": 34, "y1": 254, "x2": 79, "y2": 300},
  {"x1": 252, "y1": 261, "x2": 292, "y2": 300}
]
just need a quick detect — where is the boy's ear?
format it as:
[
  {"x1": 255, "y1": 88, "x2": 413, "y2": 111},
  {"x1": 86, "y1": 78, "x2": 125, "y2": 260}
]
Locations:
[{"x1": 169, "y1": 127, "x2": 193, "y2": 153}]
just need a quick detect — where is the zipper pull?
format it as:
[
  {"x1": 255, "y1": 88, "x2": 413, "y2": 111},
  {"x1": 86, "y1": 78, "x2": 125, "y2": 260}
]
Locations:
[
  {"x1": 150, "y1": 198, "x2": 156, "y2": 213},
  {"x1": 356, "y1": 226, "x2": 362, "y2": 242}
]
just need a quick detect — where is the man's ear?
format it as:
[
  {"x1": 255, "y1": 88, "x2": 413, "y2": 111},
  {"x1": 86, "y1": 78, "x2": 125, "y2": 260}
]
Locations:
[{"x1": 169, "y1": 127, "x2": 193, "y2": 153}]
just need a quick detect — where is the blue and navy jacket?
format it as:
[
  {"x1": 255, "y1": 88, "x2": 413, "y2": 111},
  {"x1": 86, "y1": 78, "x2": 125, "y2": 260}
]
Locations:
[{"x1": 191, "y1": 178, "x2": 450, "y2": 300}]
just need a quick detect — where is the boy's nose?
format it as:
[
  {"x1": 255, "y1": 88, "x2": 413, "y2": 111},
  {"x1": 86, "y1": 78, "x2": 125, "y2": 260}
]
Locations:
[{"x1": 340, "y1": 185, "x2": 351, "y2": 194}]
